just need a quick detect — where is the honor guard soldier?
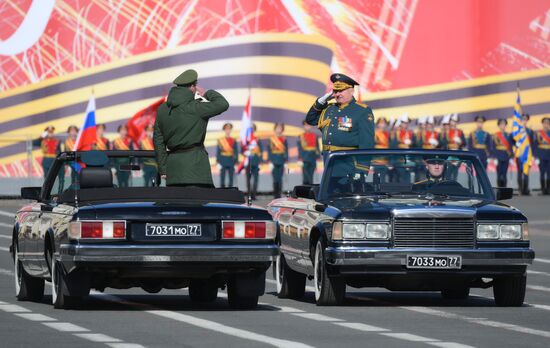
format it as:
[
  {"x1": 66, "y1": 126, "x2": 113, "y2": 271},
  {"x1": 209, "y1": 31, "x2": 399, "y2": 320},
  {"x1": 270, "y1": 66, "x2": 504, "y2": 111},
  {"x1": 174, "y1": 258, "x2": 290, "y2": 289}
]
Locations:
[
  {"x1": 515, "y1": 113, "x2": 535, "y2": 195},
  {"x1": 139, "y1": 124, "x2": 157, "y2": 187},
  {"x1": 442, "y1": 114, "x2": 466, "y2": 150},
  {"x1": 61, "y1": 125, "x2": 78, "y2": 152},
  {"x1": 419, "y1": 116, "x2": 440, "y2": 149},
  {"x1": 415, "y1": 116, "x2": 427, "y2": 147},
  {"x1": 154, "y1": 69, "x2": 230, "y2": 187},
  {"x1": 268, "y1": 123, "x2": 288, "y2": 198},
  {"x1": 216, "y1": 123, "x2": 238, "y2": 187},
  {"x1": 375, "y1": 117, "x2": 391, "y2": 149},
  {"x1": 34, "y1": 126, "x2": 60, "y2": 178},
  {"x1": 245, "y1": 123, "x2": 262, "y2": 200},
  {"x1": 93, "y1": 124, "x2": 110, "y2": 150},
  {"x1": 298, "y1": 120, "x2": 320, "y2": 185},
  {"x1": 468, "y1": 115, "x2": 491, "y2": 169},
  {"x1": 534, "y1": 117, "x2": 550, "y2": 195},
  {"x1": 112, "y1": 124, "x2": 134, "y2": 187},
  {"x1": 391, "y1": 114, "x2": 416, "y2": 149},
  {"x1": 305, "y1": 73, "x2": 374, "y2": 162},
  {"x1": 491, "y1": 118, "x2": 513, "y2": 188}
]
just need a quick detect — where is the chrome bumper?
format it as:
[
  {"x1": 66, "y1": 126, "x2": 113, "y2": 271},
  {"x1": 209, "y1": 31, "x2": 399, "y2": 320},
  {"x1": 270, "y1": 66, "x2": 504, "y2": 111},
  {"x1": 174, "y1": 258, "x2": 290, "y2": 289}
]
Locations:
[
  {"x1": 59, "y1": 243, "x2": 278, "y2": 263},
  {"x1": 325, "y1": 247, "x2": 535, "y2": 266}
]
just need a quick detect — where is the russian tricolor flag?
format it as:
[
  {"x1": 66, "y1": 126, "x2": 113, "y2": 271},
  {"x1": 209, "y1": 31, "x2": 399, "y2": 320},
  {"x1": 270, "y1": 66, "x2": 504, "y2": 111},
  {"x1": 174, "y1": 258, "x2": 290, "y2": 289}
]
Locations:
[{"x1": 75, "y1": 95, "x2": 97, "y2": 151}]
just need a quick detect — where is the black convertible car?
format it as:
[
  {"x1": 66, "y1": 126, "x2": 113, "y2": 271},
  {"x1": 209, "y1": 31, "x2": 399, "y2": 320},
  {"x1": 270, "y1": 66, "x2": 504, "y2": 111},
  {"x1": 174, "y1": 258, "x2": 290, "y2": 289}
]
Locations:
[
  {"x1": 268, "y1": 150, "x2": 534, "y2": 306},
  {"x1": 12, "y1": 150, "x2": 277, "y2": 309}
]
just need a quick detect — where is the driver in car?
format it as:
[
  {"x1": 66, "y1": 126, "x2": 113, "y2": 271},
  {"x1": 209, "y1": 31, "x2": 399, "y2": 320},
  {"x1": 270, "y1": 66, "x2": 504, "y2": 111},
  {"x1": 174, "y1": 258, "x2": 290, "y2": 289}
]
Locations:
[{"x1": 412, "y1": 156, "x2": 448, "y2": 190}]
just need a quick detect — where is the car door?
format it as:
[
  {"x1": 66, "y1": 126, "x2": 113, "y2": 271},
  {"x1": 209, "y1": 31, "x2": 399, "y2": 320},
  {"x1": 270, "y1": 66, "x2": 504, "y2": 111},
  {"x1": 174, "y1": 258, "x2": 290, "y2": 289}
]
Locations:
[{"x1": 16, "y1": 203, "x2": 42, "y2": 273}]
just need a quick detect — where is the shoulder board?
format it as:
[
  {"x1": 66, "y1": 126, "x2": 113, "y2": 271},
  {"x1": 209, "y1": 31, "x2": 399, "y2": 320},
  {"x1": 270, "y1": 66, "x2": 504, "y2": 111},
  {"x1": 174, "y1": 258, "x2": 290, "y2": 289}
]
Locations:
[{"x1": 356, "y1": 102, "x2": 369, "y2": 108}]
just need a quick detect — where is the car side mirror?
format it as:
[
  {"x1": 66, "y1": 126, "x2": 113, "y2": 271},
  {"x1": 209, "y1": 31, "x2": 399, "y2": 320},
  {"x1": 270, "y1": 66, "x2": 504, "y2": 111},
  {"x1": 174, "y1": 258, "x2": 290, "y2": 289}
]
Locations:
[
  {"x1": 21, "y1": 187, "x2": 41, "y2": 201},
  {"x1": 494, "y1": 187, "x2": 513, "y2": 200},
  {"x1": 292, "y1": 185, "x2": 316, "y2": 199}
]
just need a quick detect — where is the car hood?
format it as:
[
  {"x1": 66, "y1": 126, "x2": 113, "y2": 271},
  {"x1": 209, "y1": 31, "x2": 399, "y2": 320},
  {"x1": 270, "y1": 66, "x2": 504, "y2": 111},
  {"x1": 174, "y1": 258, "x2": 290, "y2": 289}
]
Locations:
[
  {"x1": 327, "y1": 197, "x2": 526, "y2": 221},
  {"x1": 76, "y1": 201, "x2": 271, "y2": 221}
]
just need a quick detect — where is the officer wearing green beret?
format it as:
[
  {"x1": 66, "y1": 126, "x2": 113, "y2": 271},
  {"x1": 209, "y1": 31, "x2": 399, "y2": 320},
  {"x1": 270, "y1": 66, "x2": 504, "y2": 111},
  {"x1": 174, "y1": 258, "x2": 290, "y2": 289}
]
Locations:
[
  {"x1": 154, "y1": 69, "x2": 230, "y2": 187},
  {"x1": 305, "y1": 73, "x2": 375, "y2": 163}
]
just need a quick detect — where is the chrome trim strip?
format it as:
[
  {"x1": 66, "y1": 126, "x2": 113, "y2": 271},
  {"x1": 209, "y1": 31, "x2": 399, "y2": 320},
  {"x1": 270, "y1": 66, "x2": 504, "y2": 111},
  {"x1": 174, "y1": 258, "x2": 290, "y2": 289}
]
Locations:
[{"x1": 392, "y1": 208, "x2": 475, "y2": 218}]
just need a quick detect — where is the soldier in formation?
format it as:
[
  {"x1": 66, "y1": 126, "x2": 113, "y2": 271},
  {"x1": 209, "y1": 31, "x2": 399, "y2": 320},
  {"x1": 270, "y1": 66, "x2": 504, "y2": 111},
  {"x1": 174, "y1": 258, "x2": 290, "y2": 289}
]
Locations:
[
  {"x1": 298, "y1": 120, "x2": 320, "y2": 185},
  {"x1": 268, "y1": 123, "x2": 288, "y2": 198},
  {"x1": 216, "y1": 123, "x2": 238, "y2": 188}
]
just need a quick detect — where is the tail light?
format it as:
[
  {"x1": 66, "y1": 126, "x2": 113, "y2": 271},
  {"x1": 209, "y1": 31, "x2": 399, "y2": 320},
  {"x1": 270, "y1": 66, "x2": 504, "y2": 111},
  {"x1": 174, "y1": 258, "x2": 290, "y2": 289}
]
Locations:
[
  {"x1": 69, "y1": 221, "x2": 126, "y2": 240},
  {"x1": 222, "y1": 221, "x2": 275, "y2": 240}
]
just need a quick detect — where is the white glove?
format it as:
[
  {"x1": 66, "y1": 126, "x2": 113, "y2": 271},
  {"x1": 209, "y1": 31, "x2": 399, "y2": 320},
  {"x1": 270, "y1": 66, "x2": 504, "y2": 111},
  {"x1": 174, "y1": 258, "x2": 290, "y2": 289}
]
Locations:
[
  {"x1": 269, "y1": 163, "x2": 274, "y2": 170},
  {"x1": 536, "y1": 159, "x2": 540, "y2": 165},
  {"x1": 317, "y1": 92, "x2": 333, "y2": 105},
  {"x1": 404, "y1": 138, "x2": 412, "y2": 145},
  {"x1": 216, "y1": 164, "x2": 222, "y2": 170},
  {"x1": 41, "y1": 131, "x2": 49, "y2": 138},
  {"x1": 243, "y1": 150, "x2": 251, "y2": 157},
  {"x1": 429, "y1": 138, "x2": 438, "y2": 146},
  {"x1": 453, "y1": 136, "x2": 462, "y2": 144},
  {"x1": 493, "y1": 158, "x2": 498, "y2": 166},
  {"x1": 284, "y1": 163, "x2": 289, "y2": 171},
  {"x1": 297, "y1": 160, "x2": 303, "y2": 166}
]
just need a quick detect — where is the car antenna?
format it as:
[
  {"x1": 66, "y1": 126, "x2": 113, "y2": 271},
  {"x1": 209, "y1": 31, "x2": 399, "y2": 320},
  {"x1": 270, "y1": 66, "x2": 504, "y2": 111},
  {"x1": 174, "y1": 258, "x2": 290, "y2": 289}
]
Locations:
[{"x1": 247, "y1": 162, "x2": 252, "y2": 206}]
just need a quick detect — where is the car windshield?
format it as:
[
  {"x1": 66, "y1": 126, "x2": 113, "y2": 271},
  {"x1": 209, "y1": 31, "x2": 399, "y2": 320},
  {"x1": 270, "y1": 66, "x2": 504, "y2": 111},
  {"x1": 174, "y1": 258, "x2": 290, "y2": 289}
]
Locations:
[
  {"x1": 321, "y1": 153, "x2": 492, "y2": 200},
  {"x1": 48, "y1": 152, "x2": 159, "y2": 200}
]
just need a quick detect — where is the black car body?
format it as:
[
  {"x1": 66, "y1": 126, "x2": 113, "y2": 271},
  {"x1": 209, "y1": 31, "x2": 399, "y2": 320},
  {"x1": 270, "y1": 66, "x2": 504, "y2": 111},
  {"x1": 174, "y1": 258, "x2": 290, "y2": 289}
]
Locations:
[
  {"x1": 268, "y1": 150, "x2": 534, "y2": 306},
  {"x1": 12, "y1": 151, "x2": 277, "y2": 309}
]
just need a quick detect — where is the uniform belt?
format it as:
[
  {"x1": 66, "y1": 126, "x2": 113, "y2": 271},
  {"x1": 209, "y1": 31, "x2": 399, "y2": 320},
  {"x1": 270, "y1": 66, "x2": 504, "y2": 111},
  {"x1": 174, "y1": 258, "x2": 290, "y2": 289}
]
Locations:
[
  {"x1": 42, "y1": 154, "x2": 57, "y2": 158},
  {"x1": 539, "y1": 144, "x2": 550, "y2": 149},
  {"x1": 168, "y1": 143, "x2": 204, "y2": 154},
  {"x1": 473, "y1": 144, "x2": 487, "y2": 149},
  {"x1": 322, "y1": 145, "x2": 357, "y2": 152}
]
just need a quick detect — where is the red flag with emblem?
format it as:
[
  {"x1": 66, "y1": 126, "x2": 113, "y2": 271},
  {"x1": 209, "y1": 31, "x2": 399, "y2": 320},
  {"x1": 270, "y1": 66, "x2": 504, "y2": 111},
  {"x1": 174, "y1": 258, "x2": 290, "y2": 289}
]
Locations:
[{"x1": 127, "y1": 97, "x2": 166, "y2": 145}]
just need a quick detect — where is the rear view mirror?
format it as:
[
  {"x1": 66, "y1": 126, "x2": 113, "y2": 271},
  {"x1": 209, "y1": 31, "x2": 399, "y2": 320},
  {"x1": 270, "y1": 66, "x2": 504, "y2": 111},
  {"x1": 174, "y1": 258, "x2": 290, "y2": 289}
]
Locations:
[
  {"x1": 494, "y1": 187, "x2": 513, "y2": 200},
  {"x1": 21, "y1": 187, "x2": 41, "y2": 201},
  {"x1": 292, "y1": 185, "x2": 316, "y2": 199}
]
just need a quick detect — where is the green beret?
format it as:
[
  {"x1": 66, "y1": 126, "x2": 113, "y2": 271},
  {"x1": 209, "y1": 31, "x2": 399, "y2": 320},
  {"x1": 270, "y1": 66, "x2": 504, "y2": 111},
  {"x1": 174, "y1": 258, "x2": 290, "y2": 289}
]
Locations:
[{"x1": 173, "y1": 69, "x2": 198, "y2": 85}]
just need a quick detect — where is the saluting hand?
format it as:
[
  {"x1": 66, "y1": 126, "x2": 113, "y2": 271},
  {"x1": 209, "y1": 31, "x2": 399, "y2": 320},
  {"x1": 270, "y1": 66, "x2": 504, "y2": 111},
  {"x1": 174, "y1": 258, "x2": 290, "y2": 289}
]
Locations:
[
  {"x1": 317, "y1": 92, "x2": 334, "y2": 105},
  {"x1": 195, "y1": 86, "x2": 206, "y2": 97}
]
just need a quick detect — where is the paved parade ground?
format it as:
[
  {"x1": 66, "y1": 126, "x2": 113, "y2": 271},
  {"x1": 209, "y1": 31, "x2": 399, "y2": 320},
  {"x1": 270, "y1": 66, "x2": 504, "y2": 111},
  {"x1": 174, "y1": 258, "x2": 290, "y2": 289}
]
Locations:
[{"x1": 0, "y1": 196, "x2": 549, "y2": 348}]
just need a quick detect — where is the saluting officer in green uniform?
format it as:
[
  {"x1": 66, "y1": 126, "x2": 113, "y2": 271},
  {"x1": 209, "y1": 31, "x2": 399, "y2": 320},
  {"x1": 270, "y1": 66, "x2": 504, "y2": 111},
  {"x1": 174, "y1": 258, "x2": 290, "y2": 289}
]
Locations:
[
  {"x1": 154, "y1": 69, "x2": 230, "y2": 187},
  {"x1": 305, "y1": 73, "x2": 375, "y2": 164}
]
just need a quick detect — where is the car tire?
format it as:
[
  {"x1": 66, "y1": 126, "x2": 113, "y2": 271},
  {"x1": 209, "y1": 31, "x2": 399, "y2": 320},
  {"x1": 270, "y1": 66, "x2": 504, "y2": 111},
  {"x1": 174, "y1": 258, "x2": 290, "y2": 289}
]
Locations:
[
  {"x1": 441, "y1": 287, "x2": 470, "y2": 300},
  {"x1": 313, "y1": 239, "x2": 345, "y2": 306},
  {"x1": 493, "y1": 275, "x2": 526, "y2": 307},
  {"x1": 51, "y1": 254, "x2": 82, "y2": 310},
  {"x1": 14, "y1": 242, "x2": 44, "y2": 302},
  {"x1": 275, "y1": 254, "x2": 306, "y2": 299},
  {"x1": 227, "y1": 274, "x2": 262, "y2": 310},
  {"x1": 189, "y1": 280, "x2": 218, "y2": 303}
]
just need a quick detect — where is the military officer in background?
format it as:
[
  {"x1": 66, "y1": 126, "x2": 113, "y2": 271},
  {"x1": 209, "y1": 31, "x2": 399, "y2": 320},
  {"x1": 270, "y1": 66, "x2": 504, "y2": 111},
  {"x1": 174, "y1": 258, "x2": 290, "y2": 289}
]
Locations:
[
  {"x1": 61, "y1": 125, "x2": 79, "y2": 152},
  {"x1": 468, "y1": 115, "x2": 491, "y2": 169},
  {"x1": 268, "y1": 123, "x2": 288, "y2": 198},
  {"x1": 93, "y1": 124, "x2": 110, "y2": 150},
  {"x1": 298, "y1": 120, "x2": 320, "y2": 185},
  {"x1": 139, "y1": 124, "x2": 157, "y2": 187},
  {"x1": 442, "y1": 114, "x2": 466, "y2": 150},
  {"x1": 375, "y1": 117, "x2": 391, "y2": 149},
  {"x1": 516, "y1": 113, "x2": 535, "y2": 195},
  {"x1": 112, "y1": 124, "x2": 134, "y2": 187},
  {"x1": 216, "y1": 123, "x2": 238, "y2": 188},
  {"x1": 154, "y1": 69, "x2": 230, "y2": 187},
  {"x1": 244, "y1": 123, "x2": 262, "y2": 200},
  {"x1": 33, "y1": 126, "x2": 60, "y2": 178},
  {"x1": 414, "y1": 116, "x2": 426, "y2": 147},
  {"x1": 491, "y1": 118, "x2": 513, "y2": 188},
  {"x1": 419, "y1": 116, "x2": 440, "y2": 149},
  {"x1": 305, "y1": 73, "x2": 374, "y2": 162},
  {"x1": 391, "y1": 114, "x2": 416, "y2": 149},
  {"x1": 534, "y1": 117, "x2": 550, "y2": 195}
]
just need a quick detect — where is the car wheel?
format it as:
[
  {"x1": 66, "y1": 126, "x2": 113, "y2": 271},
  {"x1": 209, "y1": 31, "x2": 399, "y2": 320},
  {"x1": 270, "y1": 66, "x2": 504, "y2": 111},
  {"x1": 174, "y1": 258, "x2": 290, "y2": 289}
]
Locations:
[
  {"x1": 313, "y1": 240, "x2": 345, "y2": 306},
  {"x1": 14, "y1": 242, "x2": 44, "y2": 302},
  {"x1": 493, "y1": 275, "x2": 526, "y2": 307},
  {"x1": 441, "y1": 287, "x2": 470, "y2": 300},
  {"x1": 189, "y1": 280, "x2": 218, "y2": 303},
  {"x1": 50, "y1": 253, "x2": 81, "y2": 309},
  {"x1": 227, "y1": 273, "x2": 262, "y2": 310},
  {"x1": 275, "y1": 254, "x2": 306, "y2": 299}
]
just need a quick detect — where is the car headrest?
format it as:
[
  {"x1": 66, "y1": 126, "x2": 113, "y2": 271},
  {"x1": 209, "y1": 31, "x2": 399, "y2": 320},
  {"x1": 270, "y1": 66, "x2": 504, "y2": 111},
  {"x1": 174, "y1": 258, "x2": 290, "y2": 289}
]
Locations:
[{"x1": 79, "y1": 167, "x2": 113, "y2": 189}]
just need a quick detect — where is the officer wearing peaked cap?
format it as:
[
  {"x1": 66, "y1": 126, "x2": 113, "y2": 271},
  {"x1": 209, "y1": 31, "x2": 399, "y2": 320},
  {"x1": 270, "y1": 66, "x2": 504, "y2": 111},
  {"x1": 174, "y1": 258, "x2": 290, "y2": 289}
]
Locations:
[
  {"x1": 306, "y1": 73, "x2": 375, "y2": 163},
  {"x1": 468, "y1": 115, "x2": 491, "y2": 169},
  {"x1": 154, "y1": 69, "x2": 230, "y2": 187},
  {"x1": 491, "y1": 118, "x2": 513, "y2": 188}
]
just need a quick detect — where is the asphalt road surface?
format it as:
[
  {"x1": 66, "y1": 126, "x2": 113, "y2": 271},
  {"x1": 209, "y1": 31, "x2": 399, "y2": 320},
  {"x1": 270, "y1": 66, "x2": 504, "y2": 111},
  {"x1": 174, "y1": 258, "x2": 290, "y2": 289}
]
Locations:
[{"x1": 0, "y1": 196, "x2": 549, "y2": 348}]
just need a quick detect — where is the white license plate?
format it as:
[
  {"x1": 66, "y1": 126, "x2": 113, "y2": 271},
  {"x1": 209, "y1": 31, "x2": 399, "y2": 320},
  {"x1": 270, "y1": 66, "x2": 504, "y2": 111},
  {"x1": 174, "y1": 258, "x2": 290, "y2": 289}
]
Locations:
[
  {"x1": 406, "y1": 255, "x2": 462, "y2": 269},
  {"x1": 145, "y1": 224, "x2": 202, "y2": 237}
]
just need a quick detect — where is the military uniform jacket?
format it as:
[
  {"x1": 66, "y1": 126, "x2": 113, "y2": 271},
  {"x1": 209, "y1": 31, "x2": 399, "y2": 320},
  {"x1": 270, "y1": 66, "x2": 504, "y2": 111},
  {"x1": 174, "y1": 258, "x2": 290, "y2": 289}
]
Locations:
[
  {"x1": 534, "y1": 130, "x2": 550, "y2": 160},
  {"x1": 391, "y1": 129, "x2": 416, "y2": 149},
  {"x1": 93, "y1": 136, "x2": 110, "y2": 151},
  {"x1": 268, "y1": 136, "x2": 288, "y2": 165},
  {"x1": 154, "y1": 87, "x2": 229, "y2": 185},
  {"x1": 298, "y1": 131, "x2": 320, "y2": 163},
  {"x1": 112, "y1": 136, "x2": 134, "y2": 151},
  {"x1": 441, "y1": 128, "x2": 466, "y2": 150},
  {"x1": 305, "y1": 98, "x2": 374, "y2": 150},
  {"x1": 491, "y1": 131, "x2": 513, "y2": 160},
  {"x1": 33, "y1": 137, "x2": 60, "y2": 158},
  {"x1": 375, "y1": 129, "x2": 391, "y2": 149},
  {"x1": 418, "y1": 130, "x2": 441, "y2": 149},
  {"x1": 216, "y1": 137, "x2": 238, "y2": 167},
  {"x1": 60, "y1": 138, "x2": 77, "y2": 152},
  {"x1": 140, "y1": 137, "x2": 157, "y2": 167},
  {"x1": 247, "y1": 139, "x2": 263, "y2": 167},
  {"x1": 468, "y1": 130, "x2": 491, "y2": 160}
]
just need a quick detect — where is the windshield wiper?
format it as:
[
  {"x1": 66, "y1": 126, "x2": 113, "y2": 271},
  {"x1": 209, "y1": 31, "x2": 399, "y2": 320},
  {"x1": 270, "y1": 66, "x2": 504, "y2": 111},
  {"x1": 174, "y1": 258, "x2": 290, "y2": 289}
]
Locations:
[{"x1": 329, "y1": 192, "x2": 391, "y2": 199}]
